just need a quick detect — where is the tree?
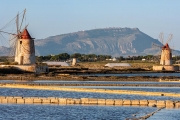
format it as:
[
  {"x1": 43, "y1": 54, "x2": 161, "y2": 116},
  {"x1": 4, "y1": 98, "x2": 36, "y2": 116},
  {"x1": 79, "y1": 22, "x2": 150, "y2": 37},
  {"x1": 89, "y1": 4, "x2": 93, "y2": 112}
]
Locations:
[
  {"x1": 70, "y1": 53, "x2": 81, "y2": 58},
  {"x1": 119, "y1": 56, "x2": 124, "y2": 61},
  {"x1": 58, "y1": 53, "x2": 70, "y2": 61},
  {"x1": 36, "y1": 56, "x2": 42, "y2": 62},
  {"x1": 50, "y1": 55, "x2": 59, "y2": 61}
]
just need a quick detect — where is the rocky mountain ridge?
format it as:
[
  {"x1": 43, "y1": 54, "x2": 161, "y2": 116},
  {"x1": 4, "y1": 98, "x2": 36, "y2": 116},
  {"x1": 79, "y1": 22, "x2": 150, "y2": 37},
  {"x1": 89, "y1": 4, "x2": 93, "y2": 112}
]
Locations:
[
  {"x1": 1, "y1": 27, "x2": 180, "y2": 57},
  {"x1": 34, "y1": 27, "x2": 168, "y2": 56}
]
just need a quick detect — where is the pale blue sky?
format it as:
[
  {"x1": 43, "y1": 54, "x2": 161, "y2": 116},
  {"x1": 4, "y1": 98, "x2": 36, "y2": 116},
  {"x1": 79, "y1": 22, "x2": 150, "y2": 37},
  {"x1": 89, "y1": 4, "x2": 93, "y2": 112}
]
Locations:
[{"x1": 0, "y1": 0, "x2": 180, "y2": 50}]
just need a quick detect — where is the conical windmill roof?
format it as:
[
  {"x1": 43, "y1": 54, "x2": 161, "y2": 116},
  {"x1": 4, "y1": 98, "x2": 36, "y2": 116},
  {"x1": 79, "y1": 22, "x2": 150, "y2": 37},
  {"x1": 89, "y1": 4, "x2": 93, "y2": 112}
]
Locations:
[
  {"x1": 162, "y1": 43, "x2": 170, "y2": 50},
  {"x1": 20, "y1": 29, "x2": 32, "y2": 39}
]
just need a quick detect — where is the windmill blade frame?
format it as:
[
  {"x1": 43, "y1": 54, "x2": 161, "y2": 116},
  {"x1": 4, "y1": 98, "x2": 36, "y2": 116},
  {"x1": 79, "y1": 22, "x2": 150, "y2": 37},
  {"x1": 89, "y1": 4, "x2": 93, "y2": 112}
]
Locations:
[
  {"x1": 9, "y1": 34, "x2": 18, "y2": 57},
  {"x1": 159, "y1": 32, "x2": 164, "y2": 44},
  {"x1": 0, "y1": 9, "x2": 27, "y2": 57},
  {"x1": 165, "y1": 34, "x2": 173, "y2": 44}
]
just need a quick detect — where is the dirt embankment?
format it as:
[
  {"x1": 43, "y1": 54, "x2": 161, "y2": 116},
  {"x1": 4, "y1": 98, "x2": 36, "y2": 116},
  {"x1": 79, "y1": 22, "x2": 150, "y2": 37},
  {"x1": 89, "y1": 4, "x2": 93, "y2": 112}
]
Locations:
[
  {"x1": 0, "y1": 73, "x2": 179, "y2": 81},
  {"x1": 0, "y1": 62, "x2": 178, "y2": 81}
]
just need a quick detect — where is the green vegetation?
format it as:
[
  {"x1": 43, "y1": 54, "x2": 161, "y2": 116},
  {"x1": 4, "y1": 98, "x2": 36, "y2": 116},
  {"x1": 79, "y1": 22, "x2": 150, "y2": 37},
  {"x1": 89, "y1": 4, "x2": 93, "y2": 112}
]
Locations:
[
  {"x1": 0, "y1": 53, "x2": 179, "y2": 67},
  {"x1": 35, "y1": 53, "x2": 180, "y2": 63},
  {"x1": 36, "y1": 53, "x2": 112, "y2": 62}
]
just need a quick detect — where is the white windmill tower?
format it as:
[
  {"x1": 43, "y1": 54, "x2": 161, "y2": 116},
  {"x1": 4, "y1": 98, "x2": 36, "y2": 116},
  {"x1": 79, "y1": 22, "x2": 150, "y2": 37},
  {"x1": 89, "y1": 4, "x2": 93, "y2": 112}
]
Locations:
[{"x1": 14, "y1": 28, "x2": 35, "y2": 65}]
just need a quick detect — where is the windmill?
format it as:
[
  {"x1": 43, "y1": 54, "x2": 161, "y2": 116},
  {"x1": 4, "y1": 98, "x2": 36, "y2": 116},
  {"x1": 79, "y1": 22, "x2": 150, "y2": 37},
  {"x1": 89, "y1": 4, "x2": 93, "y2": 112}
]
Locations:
[
  {"x1": 152, "y1": 32, "x2": 173, "y2": 65},
  {"x1": 0, "y1": 9, "x2": 35, "y2": 65},
  {"x1": 0, "y1": 9, "x2": 26, "y2": 56}
]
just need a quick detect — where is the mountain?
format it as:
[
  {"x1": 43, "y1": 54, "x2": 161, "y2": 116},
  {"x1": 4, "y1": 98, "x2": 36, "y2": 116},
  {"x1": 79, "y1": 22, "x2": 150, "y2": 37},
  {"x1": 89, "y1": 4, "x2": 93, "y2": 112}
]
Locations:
[
  {"x1": 0, "y1": 46, "x2": 10, "y2": 56},
  {"x1": 0, "y1": 27, "x2": 180, "y2": 57},
  {"x1": 35, "y1": 27, "x2": 180, "y2": 57}
]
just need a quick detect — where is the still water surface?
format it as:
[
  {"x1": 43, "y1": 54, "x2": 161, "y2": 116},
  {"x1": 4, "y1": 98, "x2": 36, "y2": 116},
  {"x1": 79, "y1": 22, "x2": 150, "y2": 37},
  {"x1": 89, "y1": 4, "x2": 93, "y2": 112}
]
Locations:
[
  {"x1": 80, "y1": 72, "x2": 180, "y2": 77},
  {"x1": 67, "y1": 86, "x2": 180, "y2": 93},
  {"x1": 0, "y1": 104, "x2": 157, "y2": 120},
  {"x1": 0, "y1": 77, "x2": 180, "y2": 119},
  {"x1": 0, "y1": 104, "x2": 179, "y2": 120},
  {"x1": 1, "y1": 80, "x2": 180, "y2": 85},
  {"x1": 0, "y1": 88, "x2": 180, "y2": 100},
  {"x1": 147, "y1": 108, "x2": 180, "y2": 120}
]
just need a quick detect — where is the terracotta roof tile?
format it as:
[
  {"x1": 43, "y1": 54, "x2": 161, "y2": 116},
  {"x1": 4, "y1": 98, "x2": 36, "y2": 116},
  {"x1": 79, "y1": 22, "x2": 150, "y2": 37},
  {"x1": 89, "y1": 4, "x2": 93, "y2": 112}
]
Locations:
[{"x1": 20, "y1": 29, "x2": 32, "y2": 39}]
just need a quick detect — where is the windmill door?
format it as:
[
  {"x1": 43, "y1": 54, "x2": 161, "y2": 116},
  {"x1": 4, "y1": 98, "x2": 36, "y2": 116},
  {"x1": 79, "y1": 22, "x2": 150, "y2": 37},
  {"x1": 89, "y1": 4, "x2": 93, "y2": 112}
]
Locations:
[{"x1": 20, "y1": 56, "x2": 24, "y2": 65}]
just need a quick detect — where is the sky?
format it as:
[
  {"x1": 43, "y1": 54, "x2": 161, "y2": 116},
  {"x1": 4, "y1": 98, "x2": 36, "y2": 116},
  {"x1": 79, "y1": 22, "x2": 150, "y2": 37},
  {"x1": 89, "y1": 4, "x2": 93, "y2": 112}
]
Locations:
[{"x1": 0, "y1": 0, "x2": 180, "y2": 50}]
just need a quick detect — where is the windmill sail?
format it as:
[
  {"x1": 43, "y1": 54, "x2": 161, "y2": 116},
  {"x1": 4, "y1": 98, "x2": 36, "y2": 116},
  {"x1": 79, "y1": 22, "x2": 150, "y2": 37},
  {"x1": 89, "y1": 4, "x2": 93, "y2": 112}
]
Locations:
[{"x1": 0, "y1": 9, "x2": 27, "y2": 58}]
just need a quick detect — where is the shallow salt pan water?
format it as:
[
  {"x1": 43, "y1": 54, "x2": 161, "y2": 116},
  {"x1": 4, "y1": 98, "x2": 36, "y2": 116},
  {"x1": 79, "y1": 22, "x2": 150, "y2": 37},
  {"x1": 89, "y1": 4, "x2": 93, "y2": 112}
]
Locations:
[
  {"x1": 67, "y1": 86, "x2": 180, "y2": 93},
  {"x1": 80, "y1": 73, "x2": 180, "y2": 77},
  {"x1": 0, "y1": 104, "x2": 156, "y2": 120},
  {"x1": 2, "y1": 80, "x2": 180, "y2": 85},
  {"x1": 0, "y1": 88, "x2": 180, "y2": 100},
  {"x1": 147, "y1": 108, "x2": 180, "y2": 120},
  {"x1": 0, "y1": 86, "x2": 180, "y2": 119}
]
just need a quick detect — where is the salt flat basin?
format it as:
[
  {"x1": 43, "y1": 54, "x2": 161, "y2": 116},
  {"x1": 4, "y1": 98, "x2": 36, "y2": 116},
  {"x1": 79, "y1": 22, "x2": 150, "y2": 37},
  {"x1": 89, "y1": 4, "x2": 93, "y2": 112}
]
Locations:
[
  {"x1": 0, "y1": 87, "x2": 180, "y2": 100},
  {"x1": 0, "y1": 98, "x2": 179, "y2": 120},
  {"x1": 61, "y1": 86, "x2": 180, "y2": 93},
  {"x1": 0, "y1": 87, "x2": 180, "y2": 119},
  {"x1": 147, "y1": 108, "x2": 180, "y2": 120},
  {"x1": 79, "y1": 72, "x2": 180, "y2": 77},
  {"x1": 0, "y1": 104, "x2": 157, "y2": 120}
]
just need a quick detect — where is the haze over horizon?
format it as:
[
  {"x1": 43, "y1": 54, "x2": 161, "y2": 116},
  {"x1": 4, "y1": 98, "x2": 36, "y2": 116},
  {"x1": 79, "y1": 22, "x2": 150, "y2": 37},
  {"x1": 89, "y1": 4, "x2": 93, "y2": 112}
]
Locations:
[{"x1": 0, "y1": 0, "x2": 180, "y2": 50}]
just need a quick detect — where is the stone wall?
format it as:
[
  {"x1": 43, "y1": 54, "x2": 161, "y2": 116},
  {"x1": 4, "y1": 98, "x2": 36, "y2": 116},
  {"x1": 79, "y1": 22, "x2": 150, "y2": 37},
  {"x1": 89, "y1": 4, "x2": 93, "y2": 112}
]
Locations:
[
  {"x1": 0, "y1": 96, "x2": 179, "y2": 108},
  {"x1": 153, "y1": 65, "x2": 179, "y2": 71},
  {"x1": 0, "y1": 65, "x2": 48, "y2": 73},
  {"x1": 0, "y1": 65, "x2": 36, "y2": 72}
]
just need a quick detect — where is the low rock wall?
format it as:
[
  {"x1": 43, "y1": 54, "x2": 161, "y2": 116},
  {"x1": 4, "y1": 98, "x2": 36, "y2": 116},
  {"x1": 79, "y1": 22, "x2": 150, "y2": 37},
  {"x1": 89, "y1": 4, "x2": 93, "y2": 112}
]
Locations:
[
  {"x1": 0, "y1": 96, "x2": 179, "y2": 108},
  {"x1": 153, "y1": 65, "x2": 179, "y2": 71}
]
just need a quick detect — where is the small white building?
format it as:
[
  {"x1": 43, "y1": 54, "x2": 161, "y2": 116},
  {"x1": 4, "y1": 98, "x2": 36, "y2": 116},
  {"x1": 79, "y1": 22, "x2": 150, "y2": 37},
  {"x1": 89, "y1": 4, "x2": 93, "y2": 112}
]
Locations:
[
  {"x1": 112, "y1": 58, "x2": 117, "y2": 61},
  {"x1": 72, "y1": 58, "x2": 77, "y2": 66},
  {"x1": 43, "y1": 61, "x2": 70, "y2": 67},
  {"x1": 105, "y1": 63, "x2": 131, "y2": 67},
  {"x1": 142, "y1": 59, "x2": 146, "y2": 61}
]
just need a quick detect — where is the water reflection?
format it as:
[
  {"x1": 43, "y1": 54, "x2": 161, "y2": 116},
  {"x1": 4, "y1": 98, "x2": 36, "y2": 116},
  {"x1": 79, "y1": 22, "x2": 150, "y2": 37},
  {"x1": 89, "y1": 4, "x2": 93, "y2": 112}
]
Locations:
[
  {"x1": 0, "y1": 104, "x2": 157, "y2": 120},
  {"x1": 147, "y1": 108, "x2": 180, "y2": 120}
]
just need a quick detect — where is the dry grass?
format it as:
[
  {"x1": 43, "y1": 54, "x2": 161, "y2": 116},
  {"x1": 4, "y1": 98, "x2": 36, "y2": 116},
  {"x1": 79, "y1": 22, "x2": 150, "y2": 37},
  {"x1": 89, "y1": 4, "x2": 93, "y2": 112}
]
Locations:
[{"x1": 78, "y1": 61, "x2": 159, "y2": 69}]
